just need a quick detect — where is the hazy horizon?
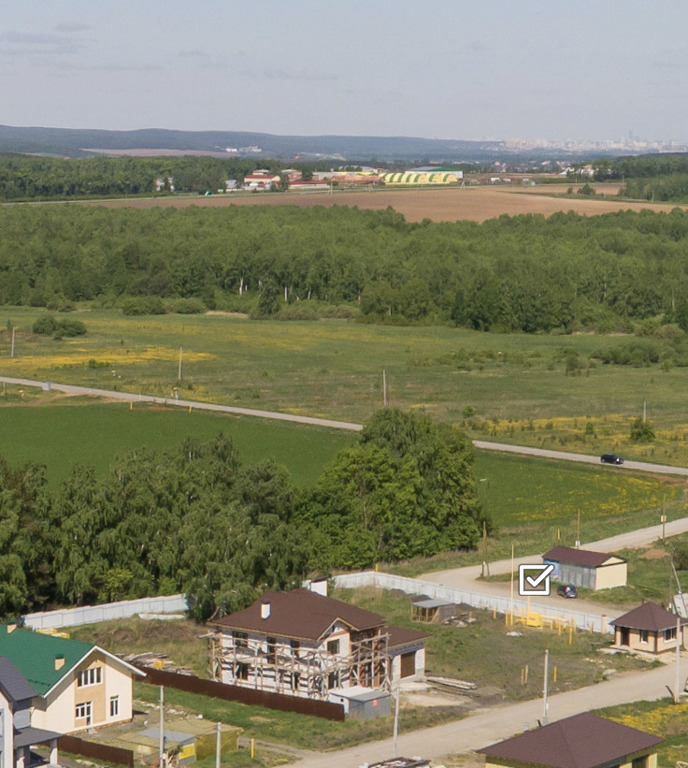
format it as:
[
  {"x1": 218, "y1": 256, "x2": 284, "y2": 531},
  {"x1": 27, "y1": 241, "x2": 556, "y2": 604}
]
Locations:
[{"x1": 4, "y1": 1, "x2": 688, "y2": 144}]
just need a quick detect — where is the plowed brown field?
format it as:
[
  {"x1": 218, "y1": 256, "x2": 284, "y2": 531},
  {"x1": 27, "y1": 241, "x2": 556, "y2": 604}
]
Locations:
[{"x1": 86, "y1": 185, "x2": 683, "y2": 223}]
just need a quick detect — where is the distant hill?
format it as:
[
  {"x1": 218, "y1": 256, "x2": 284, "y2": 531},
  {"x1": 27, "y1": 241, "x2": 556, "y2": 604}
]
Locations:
[{"x1": 0, "y1": 124, "x2": 510, "y2": 162}]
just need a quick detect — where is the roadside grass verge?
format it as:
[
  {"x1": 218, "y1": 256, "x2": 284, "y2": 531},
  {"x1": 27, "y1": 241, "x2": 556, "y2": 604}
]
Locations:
[
  {"x1": 133, "y1": 681, "x2": 465, "y2": 751},
  {"x1": 596, "y1": 699, "x2": 688, "y2": 768}
]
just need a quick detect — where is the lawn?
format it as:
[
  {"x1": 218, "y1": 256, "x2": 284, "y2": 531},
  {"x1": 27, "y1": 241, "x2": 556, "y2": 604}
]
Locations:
[
  {"x1": 5, "y1": 306, "x2": 688, "y2": 469},
  {"x1": 0, "y1": 401, "x2": 354, "y2": 486}
]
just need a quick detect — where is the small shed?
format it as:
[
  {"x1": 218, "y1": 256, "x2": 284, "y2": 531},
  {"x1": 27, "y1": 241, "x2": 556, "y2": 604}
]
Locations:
[
  {"x1": 610, "y1": 601, "x2": 686, "y2": 654},
  {"x1": 328, "y1": 686, "x2": 391, "y2": 719},
  {"x1": 412, "y1": 598, "x2": 457, "y2": 623},
  {"x1": 388, "y1": 626, "x2": 429, "y2": 681},
  {"x1": 542, "y1": 546, "x2": 627, "y2": 590}
]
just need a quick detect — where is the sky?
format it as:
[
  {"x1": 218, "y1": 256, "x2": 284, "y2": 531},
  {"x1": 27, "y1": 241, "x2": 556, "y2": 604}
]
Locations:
[{"x1": 3, "y1": 1, "x2": 688, "y2": 143}]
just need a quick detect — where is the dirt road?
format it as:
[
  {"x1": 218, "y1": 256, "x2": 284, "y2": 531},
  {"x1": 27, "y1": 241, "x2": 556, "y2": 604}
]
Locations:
[{"x1": 284, "y1": 661, "x2": 681, "y2": 768}]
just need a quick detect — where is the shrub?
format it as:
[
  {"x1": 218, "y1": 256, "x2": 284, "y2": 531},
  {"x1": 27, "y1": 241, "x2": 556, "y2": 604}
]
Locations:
[
  {"x1": 54, "y1": 318, "x2": 86, "y2": 337},
  {"x1": 33, "y1": 315, "x2": 86, "y2": 338},
  {"x1": 630, "y1": 417, "x2": 655, "y2": 443},
  {"x1": 121, "y1": 296, "x2": 166, "y2": 316},
  {"x1": 167, "y1": 298, "x2": 207, "y2": 314},
  {"x1": 32, "y1": 316, "x2": 57, "y2": 335}
]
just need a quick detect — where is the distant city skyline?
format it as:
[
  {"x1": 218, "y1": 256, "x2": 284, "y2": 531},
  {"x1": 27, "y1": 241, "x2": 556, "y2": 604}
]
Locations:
[{"x1": 3, "y1": 1, "x2": 688, "y2": 145}]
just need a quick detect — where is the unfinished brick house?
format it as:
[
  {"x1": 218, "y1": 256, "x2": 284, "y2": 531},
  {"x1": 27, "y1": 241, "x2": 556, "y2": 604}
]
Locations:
[{"x1": 209, "y1": 589, "x2": 426, "y2": 701}]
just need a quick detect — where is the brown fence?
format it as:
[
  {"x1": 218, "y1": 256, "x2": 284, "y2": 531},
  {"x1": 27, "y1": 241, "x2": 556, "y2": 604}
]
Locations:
[
  {"x1": 59, "y1": 735, "x2": 134, "y2": 767},
  {"x1": 136, "y1": 665, "x2": 345, "y2": 721}
]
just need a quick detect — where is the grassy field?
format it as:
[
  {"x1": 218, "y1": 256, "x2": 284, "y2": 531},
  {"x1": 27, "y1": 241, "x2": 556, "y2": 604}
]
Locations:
[
  {"x1": 0, "y1": 401, "x2": 354, "y2": 486},
  {"x1": 4, "y1": 306, "x2": 688, "y2": 467}
]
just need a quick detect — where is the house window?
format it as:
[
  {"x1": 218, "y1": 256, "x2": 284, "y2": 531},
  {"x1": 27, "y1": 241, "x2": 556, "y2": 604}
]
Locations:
[
  {"x1": 632, "y1": 757, "x2": 648, "y2": 768},
  {"x1": 665, "y1": 626, "x2": 677, "y2": 642},
  {"x1": 328, "y1": 671, "x2": 340, "y2": 689},
  {"x1": 77, "y1": 667, "x2": 102, "y2": 687},
  {"x1": 327, "y1": 639, "x2": 340, "y2": 655},
  {"x1": 267, "y1": 637, "x2": 277, "y2": 664},
  {"x1": 291, "y1": 672, "x2": 300, "y2": 690},
  {"x1": 639, "y1": 630, "x2": 649, "y2": 644},
  {"x1": 75, "y1": 702, "x2": 92, "y2": 725},
  {"x1": 233, "y1": 631, "x2": 248, "y2": 649},
  {"x1": 110, "y1": 696, "x2": 120, "y2": 717},
  {"x1": 290, "y1": 640, "x2": 300, "y2": 658},
  {"x1": 234, "y1": 662, "x2": 249, "y2": 680}
]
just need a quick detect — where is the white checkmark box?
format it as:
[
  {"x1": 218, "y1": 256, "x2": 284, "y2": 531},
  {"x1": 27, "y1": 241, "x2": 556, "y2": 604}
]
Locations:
[{"x1": 519, "y1": 564, "x2": 554, "y2": 595}]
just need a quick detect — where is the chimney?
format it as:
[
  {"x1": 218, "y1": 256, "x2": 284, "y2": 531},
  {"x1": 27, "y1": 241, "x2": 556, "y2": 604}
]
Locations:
[
  {"x1": 6, "y1": 623, "x2": 16, "y2": 634},
  {"x1": 55, "y1": 655, "x2": 65, "y2": 671},
  {"x1": 260, "y1": 601, "x2": 271, "y2": 620},
  {"x1": 309, "y1": 578, "x2": 328, "y2": 597}
]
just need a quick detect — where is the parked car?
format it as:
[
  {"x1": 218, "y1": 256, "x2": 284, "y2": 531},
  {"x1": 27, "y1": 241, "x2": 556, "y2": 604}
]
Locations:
[
  {"x1": 557, "y1": 584, "x2": 578, "y2": 598},
  {"x1": 600, "y1": 453, "x2": 624, "y2": 465}
]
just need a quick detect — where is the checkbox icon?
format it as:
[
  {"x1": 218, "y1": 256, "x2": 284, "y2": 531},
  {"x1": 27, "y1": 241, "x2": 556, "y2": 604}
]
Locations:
[{"x1": 518, "y1": 564, "x2": 554, "y2": 596}]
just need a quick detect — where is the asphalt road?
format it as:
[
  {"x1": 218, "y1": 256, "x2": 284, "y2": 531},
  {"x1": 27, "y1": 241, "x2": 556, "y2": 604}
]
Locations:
[{"x1": 4, "y1": 377, "x2": 688, "y2": 477}]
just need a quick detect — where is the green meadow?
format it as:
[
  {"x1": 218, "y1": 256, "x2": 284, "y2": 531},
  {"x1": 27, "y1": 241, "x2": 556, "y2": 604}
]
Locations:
[
  {"x1": 0, "y1": 403, "x2": 678, "y2": 548},
  {"x1": 0, "y1": 402, "x2": 354, "y2": 486},
  {"x1": 4, "y1": 306, "x2": 688, "y2": 469}
]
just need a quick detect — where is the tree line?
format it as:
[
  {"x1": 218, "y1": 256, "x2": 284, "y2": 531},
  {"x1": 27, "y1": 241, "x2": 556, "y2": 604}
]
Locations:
[
  {"x1": 0, "y1": 154, "x2": 327, "y2": 200},
  {"x1": 591, "y1": 153, "x2": 688, "y2": 203},
  {"x1": 3, "y1": 203, "x2": 688, "y2": 332},
  {"x1": 0, "y1": 410, "x2": 483, "y2": 621}
]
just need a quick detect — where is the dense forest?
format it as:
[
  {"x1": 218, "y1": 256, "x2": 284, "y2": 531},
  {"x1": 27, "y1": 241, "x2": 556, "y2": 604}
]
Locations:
[
  {"x1": 3, "y1": 203, "x2": 688, "y2": 332},
  {"x1": 591, "y1": 153, "x2": 688, "y2": 203},
  {"x1": 0, "y1": 410, "x2": 483, "y2": 621},
  {"x1": 0, "y1": 154, "x2": 330, "y2": 200}
]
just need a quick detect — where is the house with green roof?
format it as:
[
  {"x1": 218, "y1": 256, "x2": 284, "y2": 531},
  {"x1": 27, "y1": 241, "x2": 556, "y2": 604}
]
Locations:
[{"x1": 0, "y1": 624, "x2": 144, "y2": 735}]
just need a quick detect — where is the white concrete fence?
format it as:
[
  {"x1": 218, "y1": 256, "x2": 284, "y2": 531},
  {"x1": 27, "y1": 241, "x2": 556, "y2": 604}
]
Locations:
[
  {"x1": 23, "y1": 594, "x2": 187, "y2": 630},
  {"x1": 333, "y1": 571, "x2": 614, "y2": 634}
]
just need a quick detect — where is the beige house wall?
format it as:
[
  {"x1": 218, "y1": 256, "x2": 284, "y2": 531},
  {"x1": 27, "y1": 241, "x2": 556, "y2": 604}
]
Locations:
[
  {"x1": 0, "y1": 689, "x2": 12, "y2": 768},
  {"x1": 31, "y1": 651, "x2": 137, "y2": 734},
  {"x1": 595, "y1": 561, "x2": 627, "y2": 590},
  {"x1": 614, "y1": 626, "x2": 684, "y2": 654}
]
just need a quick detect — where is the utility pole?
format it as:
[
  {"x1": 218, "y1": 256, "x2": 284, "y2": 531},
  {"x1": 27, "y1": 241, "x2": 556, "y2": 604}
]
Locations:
[
  {"x1": 392, "y1": 683, "x2": 400, "y2": 756},
  {"x1": 675, "y1": 616, "x2": 682, "y2": 704},
  {"x1": 543, "y1": 649, "x2": 550, "y2": 724},
  {"x1": 481, "y1": 521, "x2": 490, "y2": 577},
  {"x1": 11, "y1": 327, "x2": 15, "y2": 358},
  {"x1": 215, "y1": 722, "x2": 221, "y2": 768},
  {"x1": 509, "y1": 543, "x2": 515, "y2": 626},
  {"x1": 178, "y1": 347, "x2": 183, "y2": 381},
  {"x1": 382, "y1": 369, "x2": 388, "y2": 407},
  {"x1": 159, "y1": 686, "x2": 165, "y2": 768}
]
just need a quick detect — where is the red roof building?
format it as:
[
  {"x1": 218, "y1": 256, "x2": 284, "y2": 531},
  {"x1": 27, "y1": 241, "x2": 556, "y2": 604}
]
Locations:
[
  {"x1": 478, "y1": 712, "x2": 662, "y2": 768},
  {"x1": 210, "y1": 589, "x2": 427, "y2": 702},
  {"x1": 610, "y1": 601, "x2": 685, "y2": 654}
]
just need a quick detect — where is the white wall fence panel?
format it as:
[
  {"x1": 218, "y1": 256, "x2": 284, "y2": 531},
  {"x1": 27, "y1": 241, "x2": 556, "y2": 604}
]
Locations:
[
  {"x1": 333, "y1": 571, "x2": 613, "y2": 635},
  {"x1": 23, "y1": 594, "x2": 187, "y2": 630}
]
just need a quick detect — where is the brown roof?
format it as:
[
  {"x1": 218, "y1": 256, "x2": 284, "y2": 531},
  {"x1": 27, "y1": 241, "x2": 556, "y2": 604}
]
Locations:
[
  {"x1": 610, "y1": 601, "x2": 683, "y2": 632},
  {"x1": 542, "y1": 546, "x2": 622, "y2": 568},
  {"x1": 213, "y1": 589, "x2": 385, "y2": 642},
  {"x1": 387, "y1": 626, "x2": 430, "y2": 651},
  {"x1": 478, "y1": 713, "x2": 662, "y2": 768}
]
